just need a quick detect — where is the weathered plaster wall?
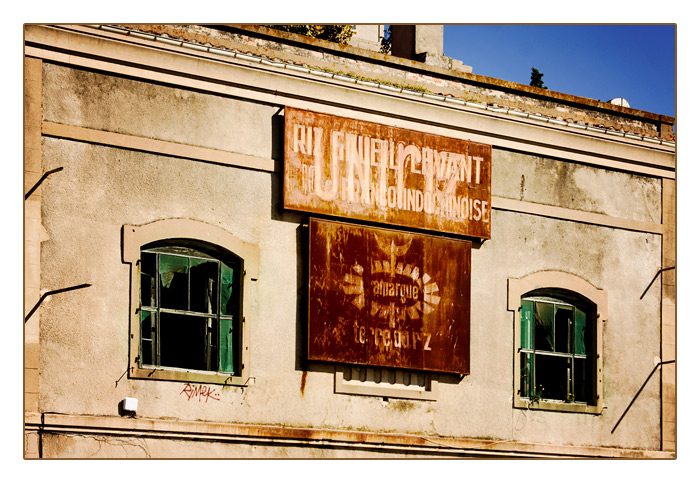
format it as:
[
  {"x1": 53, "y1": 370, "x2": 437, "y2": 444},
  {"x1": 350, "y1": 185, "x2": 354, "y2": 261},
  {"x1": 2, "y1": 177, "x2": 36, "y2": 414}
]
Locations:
[
  {"x1": 42, "y1": 63, "x2": 279, "y2": 160},
  {"x1": 493, "y1": 149, "x2": 662, "y2": 224},
  {"x1": 39, "y1": 433, "x2": 440, "y2": 459},
  {"x1": 471, "y1": 212, "x2": 661, "y2": 448},
  {"x1": 37, "y1": 59, "x2": 663, "y2": 456}
]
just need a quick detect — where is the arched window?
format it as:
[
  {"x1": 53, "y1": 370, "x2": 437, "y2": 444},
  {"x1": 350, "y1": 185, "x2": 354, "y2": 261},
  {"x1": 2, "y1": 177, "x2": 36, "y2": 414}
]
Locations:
[
  {"x1": 139, "y1": 242, "x2": 243, "y2": 375},
  {"x1": 123, "y1": 219, "x2": 258, "y2": 385},
  {"x1": 508, "y1": 271, "x2": 606, "y2": 414},
  {"x1": 519, "y1": 290, "x2": 595, "y2": 405}
]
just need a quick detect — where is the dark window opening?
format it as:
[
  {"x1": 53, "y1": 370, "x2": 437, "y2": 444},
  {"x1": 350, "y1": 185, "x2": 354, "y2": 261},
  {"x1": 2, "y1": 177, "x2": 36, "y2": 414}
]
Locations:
[
  {"x1": 139, "y1": 243, "x2": 243, "y2": 375},
  {"x1": 520, "y1": 291, "x2": 596, "y2": 405}
]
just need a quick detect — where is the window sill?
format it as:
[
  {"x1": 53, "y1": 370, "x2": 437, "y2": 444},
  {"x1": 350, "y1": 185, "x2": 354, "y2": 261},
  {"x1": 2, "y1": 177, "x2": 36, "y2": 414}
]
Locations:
[
  {"x1": 130, "y1": 366, "x2": 248, "y2": 386},
  {"x1": 514, "y1": 397, "x2": 602, "y2": 414}
]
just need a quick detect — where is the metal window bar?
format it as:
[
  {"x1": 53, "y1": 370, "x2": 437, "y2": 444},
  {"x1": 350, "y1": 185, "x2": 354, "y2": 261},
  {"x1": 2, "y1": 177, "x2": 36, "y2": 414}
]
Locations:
[
  {"x1": 24, "y1": 167, "x2": 64, "y2": 200},
  {"x1": 141, "y1": 248, "x2": 229, "y2": 373},
  {"x1": 522, "y1": 298, "x2": 589, "y2": 403},
  {"x1": 24, "y1": 282, "x2": 92, "y2": 323},
  {"x1": 611, "y1": 360, "x2": 676, "y2": 434},
  {"x1": 155, "y1": 252, "x2": 161, "y2": 368}
]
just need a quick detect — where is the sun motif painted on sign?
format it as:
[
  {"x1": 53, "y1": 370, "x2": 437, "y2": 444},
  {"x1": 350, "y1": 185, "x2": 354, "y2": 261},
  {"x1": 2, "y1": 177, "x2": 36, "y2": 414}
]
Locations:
[
  {"x1": 340, "y1": 235, "x2": 440, "y2": 325},
  {"x1": 342, "y1": 263, "x2": 365, "y2": 310}
]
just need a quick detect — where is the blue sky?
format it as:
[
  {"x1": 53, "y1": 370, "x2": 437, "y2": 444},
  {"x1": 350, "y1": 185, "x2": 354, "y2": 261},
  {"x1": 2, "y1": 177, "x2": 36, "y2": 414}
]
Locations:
[{"x1": 443, "y1": 24, "x2": 676, "y2": 117}]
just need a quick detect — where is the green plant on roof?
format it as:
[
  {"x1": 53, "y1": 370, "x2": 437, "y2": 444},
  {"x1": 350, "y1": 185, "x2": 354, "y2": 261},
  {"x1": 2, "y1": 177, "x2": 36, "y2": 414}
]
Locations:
[
  {"x1": 265, "y1": 25, "x2": 355, "y2": 45},
  {"x1": 529, "y1": 67, "x2": 547, "y2": 89},
  {"x1": 380, "y1": 25, "x2": 392, "y2": 54}
]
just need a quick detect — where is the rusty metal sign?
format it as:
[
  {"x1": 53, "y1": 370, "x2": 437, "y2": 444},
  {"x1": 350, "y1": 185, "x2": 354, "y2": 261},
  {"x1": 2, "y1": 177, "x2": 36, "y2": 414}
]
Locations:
[
  {"x1": 308, "y1": 218, "x2": 470, "y2": 374},
  {"x1": 284, "y1": 107, "x2": 491, "y2": 239}
]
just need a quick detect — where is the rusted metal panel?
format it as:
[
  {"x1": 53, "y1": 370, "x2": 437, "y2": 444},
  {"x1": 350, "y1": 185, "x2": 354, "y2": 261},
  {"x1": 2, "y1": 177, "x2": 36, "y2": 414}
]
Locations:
[
  {"x1": 284, "y1": 107, "x2": 492, "y2": 239},
  {"x1": 308, "y1": 218, "x2": 470, "y2": 374}
]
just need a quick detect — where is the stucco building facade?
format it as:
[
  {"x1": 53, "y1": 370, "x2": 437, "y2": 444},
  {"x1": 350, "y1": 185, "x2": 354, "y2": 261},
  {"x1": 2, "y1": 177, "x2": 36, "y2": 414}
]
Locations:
[{"x1": 23, "y1": 24, "x2": 676, "y2": 458}]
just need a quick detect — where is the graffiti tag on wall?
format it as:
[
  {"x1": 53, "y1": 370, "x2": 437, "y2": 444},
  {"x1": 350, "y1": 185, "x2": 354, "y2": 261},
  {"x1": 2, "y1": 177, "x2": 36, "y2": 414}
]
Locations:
[{"x1": 180, "y1": 383, "x2": 221, "y2": 403}]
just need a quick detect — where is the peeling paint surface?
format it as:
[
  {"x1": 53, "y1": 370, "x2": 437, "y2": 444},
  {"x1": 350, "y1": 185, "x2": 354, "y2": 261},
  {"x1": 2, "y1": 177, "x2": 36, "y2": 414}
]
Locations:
[
  {"x1": 284, "y1": 107, "x2": 491, "y2": 238},
  {"x1": 308, "y1": 218, "x2": 470, "y2": 373}
]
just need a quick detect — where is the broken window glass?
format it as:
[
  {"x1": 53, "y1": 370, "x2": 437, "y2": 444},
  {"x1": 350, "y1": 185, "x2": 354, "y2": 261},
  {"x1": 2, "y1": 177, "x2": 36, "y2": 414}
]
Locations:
[
  {"x1": 159, "y1": 312, "x2": 208, "y2": 371},
  {"x1": 535, "y1": 353, "x2": 569, "y2": 401},
  {"x1": 534, "y1": 301, "x2": 554, "y2": 351},
  {"x1": 190, "y1": 259, "x2": 219, "y2": 314},
  {"x1": 140, "y1": 251, "x2": 157, "y2": 308},
  {"x1": 520, "y1": 293, "x2": 595, "y2": 405},
  {"x1": 159, "y1": 254, "x2": 189, "y2": 311},
  {"x1": 139, "y1": 245, "x2": 243, "y2": 376},
  {"x1": 554, "y1": 305, "x2": 572, "y2": 353}
]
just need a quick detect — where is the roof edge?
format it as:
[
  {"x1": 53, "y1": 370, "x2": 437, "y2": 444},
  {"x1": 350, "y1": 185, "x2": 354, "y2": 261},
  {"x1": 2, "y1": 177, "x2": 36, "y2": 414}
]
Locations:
[{"x1": 228, "y1": 24, "x2": 674, "y2": 125}]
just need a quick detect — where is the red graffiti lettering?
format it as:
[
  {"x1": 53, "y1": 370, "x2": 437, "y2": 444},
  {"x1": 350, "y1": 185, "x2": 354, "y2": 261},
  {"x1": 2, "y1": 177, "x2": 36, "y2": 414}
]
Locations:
[{"x1": 180, "y1": 383, "x2": 221, "y2": 403}]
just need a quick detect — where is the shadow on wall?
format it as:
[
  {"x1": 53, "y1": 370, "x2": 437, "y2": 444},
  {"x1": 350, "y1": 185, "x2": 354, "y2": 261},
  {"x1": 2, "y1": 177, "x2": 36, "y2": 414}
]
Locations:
[{"x1": 270, "y1": 108, "x2": 305, "y2": 225}]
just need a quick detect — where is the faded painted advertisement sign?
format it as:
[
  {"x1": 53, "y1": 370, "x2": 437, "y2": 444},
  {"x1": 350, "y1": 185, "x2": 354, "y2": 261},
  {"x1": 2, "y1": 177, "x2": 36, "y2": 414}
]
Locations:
[
  {"x1": 308, "y1": 218, "x2": 471, "y2": 374},
  {"x1": 284, "y1": 107, "x2": 492, "y2": 239}
]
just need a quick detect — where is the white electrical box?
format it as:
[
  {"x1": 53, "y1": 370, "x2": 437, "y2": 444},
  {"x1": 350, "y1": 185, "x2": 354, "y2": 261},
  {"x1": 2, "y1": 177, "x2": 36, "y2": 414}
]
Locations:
[{"x1": 123, "y1": 397, "x2": 138, "y2": 412}]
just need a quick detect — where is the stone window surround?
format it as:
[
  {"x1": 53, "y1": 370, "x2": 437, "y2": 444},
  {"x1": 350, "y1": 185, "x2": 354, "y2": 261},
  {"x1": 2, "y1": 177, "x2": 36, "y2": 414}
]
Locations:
[
  {"x1": 508, "y1": 270, "x2": 607, "y2": 414},
  {"x1": 122, "y1": 218, "x2": 259, "y2": 386}
]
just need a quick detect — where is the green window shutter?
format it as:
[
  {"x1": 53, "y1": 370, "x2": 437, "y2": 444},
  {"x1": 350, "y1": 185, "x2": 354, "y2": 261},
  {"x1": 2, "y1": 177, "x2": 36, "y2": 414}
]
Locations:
[
  {"x1": 521, "y1": 300, "x2": 533, "y2": 349},
  {"x1": 574, "y1": 307, "x2": 587, "y2": 355},
  {"x1": 220, "y1": 263, "x2": 234, "y2": 316},
  {"x1": 219, "y1": 318, "x2": 234, "y2": 373}
]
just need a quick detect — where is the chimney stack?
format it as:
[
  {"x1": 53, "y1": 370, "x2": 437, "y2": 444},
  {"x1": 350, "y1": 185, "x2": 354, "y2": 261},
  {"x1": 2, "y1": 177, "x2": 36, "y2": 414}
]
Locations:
[{"x1": 389, "y1": 25, "x2": 471, "y2": 73}]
